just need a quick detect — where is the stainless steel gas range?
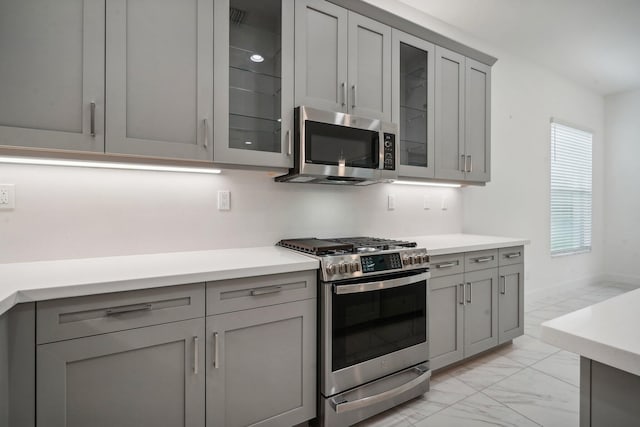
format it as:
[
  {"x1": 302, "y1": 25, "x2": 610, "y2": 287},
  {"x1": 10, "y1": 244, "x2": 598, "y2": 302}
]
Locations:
[{"x1": 278, "y1": 237, "x2": 431, "y2": 427}]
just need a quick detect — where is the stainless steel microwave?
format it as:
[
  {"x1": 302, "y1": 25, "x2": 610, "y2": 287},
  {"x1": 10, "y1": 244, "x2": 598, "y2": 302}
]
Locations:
[{"x1": 275, "y1": 106, "x2": 398, "y2": 185}]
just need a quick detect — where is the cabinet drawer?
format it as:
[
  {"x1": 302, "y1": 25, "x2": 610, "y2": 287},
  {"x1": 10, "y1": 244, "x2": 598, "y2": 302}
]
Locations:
[
  {"x1": 429, "y1": 254, "x2": 465, "y2": 278},
  {"x1": 37, "y1": 283, "x2": 205, "y2": 344},
  {"x1": 464, "y1": 249, "x2": 498, "y2": 272},
  {"x1": 499, "y1": 246, "x2": 524, "y2": 266},
  {"x1": 206, "y1": 270, "x2": 316, "y2": 315}
]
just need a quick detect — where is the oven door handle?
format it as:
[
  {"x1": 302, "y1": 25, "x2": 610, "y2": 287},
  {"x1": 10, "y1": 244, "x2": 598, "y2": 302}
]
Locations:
[
  {"x1": 333, "y1": 272, "x2": 428, "y2": 295},
  {"x1": 330, "y1": 366, "x2": 431, "y2": 414}
]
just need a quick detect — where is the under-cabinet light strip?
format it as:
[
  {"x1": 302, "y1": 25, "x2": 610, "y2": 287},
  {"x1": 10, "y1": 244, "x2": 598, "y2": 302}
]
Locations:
[
  {"x1": 392, "y1": 180, "x2": 461, "y2": 188},
  {"x1": 0, "y1": 156, "x2": 222, "y2": 174}
]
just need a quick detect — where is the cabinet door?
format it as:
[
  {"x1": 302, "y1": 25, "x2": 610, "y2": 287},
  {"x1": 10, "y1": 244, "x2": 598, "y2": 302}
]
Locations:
[
  {"x1": 465, "y1": 58, "x2": 491, "y2": 182},
  {"x1": 498, "y1": 263, "x2": 524, "y2": 344},
  {"x1": 206, "y1": 300, "x2": 316, "y2": 427},
  {"x1": 463, "y1": 268, "x2": 498, "y2": 358},
  {"x1": 347, "y1": 12, "x2": 391, "y2": 121},
  {"x1": 37, "y1": 318, "x2": 206, "y2": 427},
  {"x1": 428, "y1": 274, "x2": 464, "y2": 370},
  {"x1": 213, "y1": 0, "x2": 294, "y2": 168},
  {"x1": 393, "y1": 30, "x2": 435, "y2": 178},
  {"x1": 294, "y1": 0, "x2": 348, "y2": 113},
  {"x1": 105, "y1": 0, "x2": 213, "y2": 161},
  {"x1": 0, "y1": 0, "x2": 104, "y2": 152},
  {"x1": 434, "y1": 46, "x2": 465, "y2": 181}
]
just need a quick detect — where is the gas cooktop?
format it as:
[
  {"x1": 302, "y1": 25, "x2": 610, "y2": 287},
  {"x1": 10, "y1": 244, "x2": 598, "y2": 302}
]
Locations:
[
  {"x1": 277, "y1": 237, "x2": 417, "y2": 256},
  {"x1": 277, "y1": 237, "x2": 428, "y2": 281}
]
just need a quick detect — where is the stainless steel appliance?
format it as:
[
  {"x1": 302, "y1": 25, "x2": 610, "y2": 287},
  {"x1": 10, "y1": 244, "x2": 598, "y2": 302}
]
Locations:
[
  {"x1": 277, "y1": 237, "x2": 431, "y2": 426},
  {"x1": 275, "y1": 107, "x2": 398, "y2": 185}
]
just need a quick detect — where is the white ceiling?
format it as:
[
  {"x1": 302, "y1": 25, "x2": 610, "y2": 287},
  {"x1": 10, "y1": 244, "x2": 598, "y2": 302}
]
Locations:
[{"x1": 397, "y1": 0, "x2": 640, "y2": 96}]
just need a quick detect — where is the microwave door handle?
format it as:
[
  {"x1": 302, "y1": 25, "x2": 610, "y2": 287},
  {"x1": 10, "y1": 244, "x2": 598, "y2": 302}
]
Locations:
[{"x1": 333, "y1": 272, "x2": 428, "y2": 295}]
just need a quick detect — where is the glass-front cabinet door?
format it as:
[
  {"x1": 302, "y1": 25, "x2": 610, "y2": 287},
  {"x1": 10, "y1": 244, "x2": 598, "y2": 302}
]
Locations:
[
  {"x1": 213, "y1": 0, "x2": 294, "y2": 168},
  {"x1": 392, "y1": 30, "x2": 435, "y2": 178}
]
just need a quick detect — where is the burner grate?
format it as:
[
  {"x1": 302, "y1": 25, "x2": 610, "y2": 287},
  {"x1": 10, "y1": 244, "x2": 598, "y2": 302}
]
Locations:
[{"x1": 277, "y1": 237, "x2": 416, "y2": 255}]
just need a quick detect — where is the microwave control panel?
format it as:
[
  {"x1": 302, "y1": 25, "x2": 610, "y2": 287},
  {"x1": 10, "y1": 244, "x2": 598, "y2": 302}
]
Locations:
[{"x1": 383, "y1": 133, "x2": 396, "y2": 170}]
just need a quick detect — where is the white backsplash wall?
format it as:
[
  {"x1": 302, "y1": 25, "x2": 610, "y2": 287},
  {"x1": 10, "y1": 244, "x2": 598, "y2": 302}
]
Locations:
[
  {"x1": 604, "y1": 89, "x2": 640, "y2": 285},
  {"x1": 0, "y1": 164, "x2": 462, "y2": 263}
]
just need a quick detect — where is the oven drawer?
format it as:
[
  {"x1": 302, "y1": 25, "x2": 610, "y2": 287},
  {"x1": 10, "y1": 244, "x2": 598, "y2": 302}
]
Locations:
[
  {"x1": 37, "y1": 283, "x2": 205, "y2": 344},
  {"x1": 464, "y1": 249, "x2": 498, "y2": 272},
  {"x1": 429, "y1": 253, "x2": 464, "y2": 278},
  {"x1": 499, "y1": 246, "x2": 524, "y2": 266},
  {"x1": 206, "y1": 270, "x2": 316, "y2": 315}
]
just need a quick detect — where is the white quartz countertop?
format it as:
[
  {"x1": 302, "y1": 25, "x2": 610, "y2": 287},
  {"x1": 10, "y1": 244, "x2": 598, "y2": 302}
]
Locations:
[
  {"x1": 396, "y1": 234, "x2": 530, "y2": 256},
  {"x1": 0, "y1": 247, "x2": 318, "y2": 316},
  {"x1": 541, "y1": 288, "x2": 640, "y2": 376}
]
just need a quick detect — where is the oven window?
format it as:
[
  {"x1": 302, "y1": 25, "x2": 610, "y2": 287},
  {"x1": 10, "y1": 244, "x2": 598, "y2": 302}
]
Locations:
[
  {"x1": 305, "y1": 121, "x2": 379, "y2": 168},
  {"x1": 332, "y1": 281, "x2": 426, "y2": 371}
]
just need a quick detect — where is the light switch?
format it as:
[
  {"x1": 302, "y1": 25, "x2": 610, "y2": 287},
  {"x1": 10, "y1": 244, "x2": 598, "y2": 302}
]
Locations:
[
  {"x1": 388, "y1": 194, "x2": 396, "y2": 210},
  {"x1": 441, "y1": 196, "x2": 448, "y2": 211},
  {"x1": 423, "y1": 196, "x2": 431, "y2": 210}
]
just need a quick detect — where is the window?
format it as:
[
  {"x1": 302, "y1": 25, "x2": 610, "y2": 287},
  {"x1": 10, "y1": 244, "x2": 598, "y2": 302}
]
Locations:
[{"x1": 550, "y1": 120, "x2": 593, "y2": 256}]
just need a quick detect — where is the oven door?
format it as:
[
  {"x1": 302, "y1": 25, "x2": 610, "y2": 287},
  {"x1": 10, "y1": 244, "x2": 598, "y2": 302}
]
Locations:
[{"x1": 321, "y1": 270, "x2": 429, "y2": 397}]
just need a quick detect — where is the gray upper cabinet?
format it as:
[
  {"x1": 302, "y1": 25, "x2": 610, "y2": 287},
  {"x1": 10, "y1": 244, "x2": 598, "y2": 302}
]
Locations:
[
  {"x1": 0, "y1": 0, "x2": 105, "y2": 153},
  {"x1": 434, "y1": 46, "x2": 465, "y2": 181},
  {"x1": 465, "y1": 58, "x2": 491, "y2": 182},
  {"x1": 295, "y1": 0, "x2": 391, "y2": 121},
  {"x1": 393, "y1": 30, "x2": 435, "y2": 178},
  {"x1": 105, "y1": 0, "x2": 214, "y2": 161},
  {"x1": 37, "y1": 318, "x2": 206, "y2": 427},
  {"x1": 213, "y1": 0, "x2": 295, "y2": 168},
  {"x1": 434, "y1": 47, "x2": 492, "y2": 183},
  {"x1": 206, "y1": 299, "x2": 316, "y2": 427}
]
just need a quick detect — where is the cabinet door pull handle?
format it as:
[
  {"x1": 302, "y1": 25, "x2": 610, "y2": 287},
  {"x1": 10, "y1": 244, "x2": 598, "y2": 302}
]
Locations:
[
  {"x1": 203, "y1": 118, "x2": 209, "y2": 148},
  {"x1": 193, "y1": 336, "x2": 199, "y2": 374},
  {"x1": 90, "y1": 102, "x2": 96, "y2": 137},
  {"x1": 212, "y1": 332, "x2": 219, "y2": 369},
  {"x1": 461, "y1": 154, "x2": 466, "y2": 172},
  {"x1": 467, "y1": 155, "x2": 472, "y2": 172},
  {"x1": 250, "y1": 286, "x2": 283, "y2": 296},
  {"x1": 286, "y1": 130, "x2": 292, "y2": 156},
  {"x1": 341, "y1": 82, "x2": 347, "y2": 107},
  {"x1": 352, "y1": 84, "x2": 357, "y2": 109},
  {"x1": 473, "y1": 256, "x2": 493, "y2": 263},
  {"x1": 466, "y1": 282, "x2": 472, "y2": 303},
  {"x1": 105, "y1": 303, "x2": 152, "y2": 316},
  {"x1": 435, "y1": 262, "x2": 457, "y2": 269},
  {"x1": 459, "y1": 283, "x2": 465, "y2": 305},
  {"x1": 505, "y1": 252, "x2": 521, "y2": 259},
  {"x1": 500, "y1": 276, "x2": 506, "y2": 295}
]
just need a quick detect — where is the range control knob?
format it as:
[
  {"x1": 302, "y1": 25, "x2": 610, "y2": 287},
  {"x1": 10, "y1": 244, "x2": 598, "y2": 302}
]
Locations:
[
  {"x1": 338, "y1": 263, "x2": 347, "y2": 274},
  {"x1": 350, "y1": 262, "x2": 360, "y2": 272},
  {"x1": 413, "y1": 255, "x2": 422, "y2": 264},
  {"x1": 403, "y1": 256, "x2": 412, "y2": 266},
  {"x1": 326, "y1": 264, "x2": 336, "y2": 275}
]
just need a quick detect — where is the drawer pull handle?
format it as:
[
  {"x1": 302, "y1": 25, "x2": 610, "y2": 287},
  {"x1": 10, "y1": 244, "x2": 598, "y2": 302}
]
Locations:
[
  {"x1": 435, "y1": 262, "x2": 457, "y2": 269},
  {"x1": 505, "y1": 252, "x2": 521, "y2": 259},
  {"x1": 250, "y1": 286, "x2": 283, "y2": 296},
  {"x1": 473, "y1": 256, "x2": 493, "y2": 263},
  {"x1": 459, "y1": 283, "x2": 465, "y2": 305},
  {"x1": 105, "y1": 303, "x2": 152, "y2": 316}
]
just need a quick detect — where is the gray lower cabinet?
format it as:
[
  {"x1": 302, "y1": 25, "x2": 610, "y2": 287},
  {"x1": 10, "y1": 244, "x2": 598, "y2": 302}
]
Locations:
[
  {"x1": 429, "y1": 247, "x2": 522, "y2": 371},
  {"x1": 463, "y1": 268, "x2": 499, "y2": 357},
  {"x1": 37, "y1": 318, "x2": 206, "y2": 427},
  {"x1": 498, "y1": 263, "x2": 524, "y2": 344},
  {"x1": 295, "y1": 0, "x2": 391, "y2": 121},
  {"x1": 206, "y1": 299, "x2": 316, "y2": 427}
]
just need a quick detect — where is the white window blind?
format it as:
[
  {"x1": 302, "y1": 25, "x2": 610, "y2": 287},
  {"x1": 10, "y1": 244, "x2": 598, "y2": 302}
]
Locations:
[{"x1": 550, "y1": 120, "x2": 592, "y2": 256}]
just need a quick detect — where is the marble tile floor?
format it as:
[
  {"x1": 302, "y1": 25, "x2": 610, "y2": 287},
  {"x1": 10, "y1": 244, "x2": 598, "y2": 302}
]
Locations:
[{"x1": 355, "y1": 281, "x2": 640, "y2": 427}]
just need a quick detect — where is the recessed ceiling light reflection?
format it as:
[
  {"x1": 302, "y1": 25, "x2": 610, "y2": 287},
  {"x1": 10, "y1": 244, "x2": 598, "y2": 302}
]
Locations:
[
  {"x1": 250, "y1": 54, "x2": 264, "y2": 63},
  {"x1": 244, "y1": 141, "x2": 253, "y2": 145}
]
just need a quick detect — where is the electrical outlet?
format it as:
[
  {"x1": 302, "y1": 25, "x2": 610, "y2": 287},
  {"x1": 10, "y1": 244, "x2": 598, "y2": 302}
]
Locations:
[
  {"x1": 0, "y1": 184, "x2": 15, "y2": 210},
  {"x1": 387, "y1": 194, "x2": 396, "y2": 210},
  {"x1": 440, "y1": 196, "x2": 448, "y2": 211},
  {"x1": 423, "y1": 196, "x2": 431, "y2": 210},
  {"x1": 217, "y1": 190, "x2": 231, "y2": 211}
]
